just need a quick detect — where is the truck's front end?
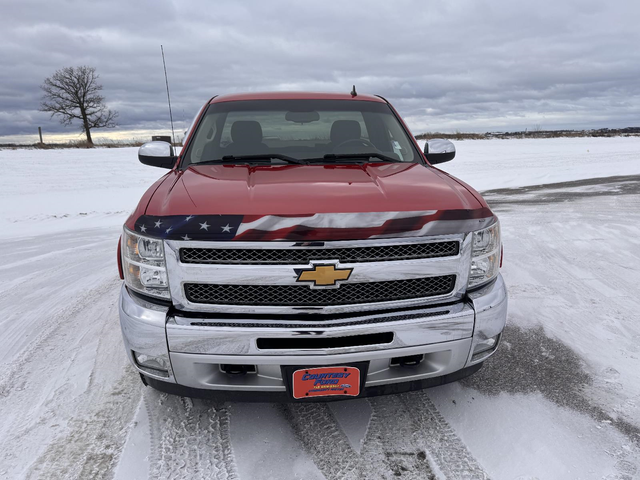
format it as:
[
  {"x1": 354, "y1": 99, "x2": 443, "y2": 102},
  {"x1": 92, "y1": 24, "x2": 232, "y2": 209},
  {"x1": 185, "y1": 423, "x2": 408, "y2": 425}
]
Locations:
[{"x1": 118, "y1": 93, "x2": 507, "y2": 400}]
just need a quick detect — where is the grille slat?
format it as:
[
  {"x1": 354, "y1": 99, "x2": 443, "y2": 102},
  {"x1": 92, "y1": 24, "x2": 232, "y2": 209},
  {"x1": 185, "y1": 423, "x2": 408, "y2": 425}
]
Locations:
[
  {"x1": 180, "y1": 241, "x2": 459, "y2": 265},
  {"x1": 189, "y1": 310, "x2": 451, "y2": 329},
  {"x1": 184, "y1": 275, "x2": 456, "y2": 306}
]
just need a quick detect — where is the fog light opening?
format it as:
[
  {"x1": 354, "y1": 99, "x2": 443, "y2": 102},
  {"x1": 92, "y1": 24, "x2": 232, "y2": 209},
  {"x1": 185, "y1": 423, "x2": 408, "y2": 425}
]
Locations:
[
  {"x1": 390, "y1": 354, "x2": 425, "y2": 368},
  {"x1": 133, "y1": 351, "x2": 170, "y2": 374},
  {"x1": 471, "y1": 334, "x2": 501, "y2": 362},
  {"x1": 220, "y1": 364, "x2": 257, "y2": 376}
]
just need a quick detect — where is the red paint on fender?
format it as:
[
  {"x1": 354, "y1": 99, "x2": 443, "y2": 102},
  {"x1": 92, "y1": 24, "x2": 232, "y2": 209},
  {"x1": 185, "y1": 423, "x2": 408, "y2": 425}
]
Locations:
[{"x1": 124, "y1": 171, "x2": 178, "y2": 231}]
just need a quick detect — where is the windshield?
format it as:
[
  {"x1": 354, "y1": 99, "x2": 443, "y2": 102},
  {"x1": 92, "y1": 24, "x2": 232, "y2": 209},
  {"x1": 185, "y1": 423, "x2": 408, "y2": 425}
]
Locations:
[{"x1": 182, "y1": 99, "x2": 420, "y2": 166}]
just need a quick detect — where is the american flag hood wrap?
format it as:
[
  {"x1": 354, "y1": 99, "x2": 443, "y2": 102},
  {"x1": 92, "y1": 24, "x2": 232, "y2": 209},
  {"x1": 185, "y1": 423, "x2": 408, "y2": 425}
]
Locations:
[{"x1": 133, "y1": 208, "x2": 493, "y2": 242}]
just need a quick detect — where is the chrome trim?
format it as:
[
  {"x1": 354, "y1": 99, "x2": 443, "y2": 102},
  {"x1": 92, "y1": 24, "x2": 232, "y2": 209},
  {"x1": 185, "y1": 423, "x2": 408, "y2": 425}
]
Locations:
[
  {"x1": 118, "y1": 285, "x2": 176, "y2": 383},
  {"x1": 164, "y1": 233, "x2": 473, "y2": 314},
  {"x1": 138, "y1": 140, "x2": 174, "y2": 158},
  {"x1": 171, "y1": 234, "x2": 463, "y2": 251},
  {"x1": 167, "y1": 302, "x2": 474, "y2": 355},
  {"x1": 169, "y1": 338, "x2": 474, "y2": 391},
  {"x1": 425, "y1": 138, "x2": 455, "y2": 154},
  {"x1": 172, "y1": 303, "x2": 455, "y2": 328},
  {"x1": 466, "y1": 274, "x2": 508, "y2": 365}
]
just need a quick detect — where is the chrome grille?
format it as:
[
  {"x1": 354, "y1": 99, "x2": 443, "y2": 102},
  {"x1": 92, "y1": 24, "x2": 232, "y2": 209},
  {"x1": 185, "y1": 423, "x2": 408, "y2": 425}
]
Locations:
[
  {"x1": 184, "y1": 275, "x2": 456, "y2": 306},
  {"x1": 180, "y1": 241, "x2": 459, "y2": 265}
]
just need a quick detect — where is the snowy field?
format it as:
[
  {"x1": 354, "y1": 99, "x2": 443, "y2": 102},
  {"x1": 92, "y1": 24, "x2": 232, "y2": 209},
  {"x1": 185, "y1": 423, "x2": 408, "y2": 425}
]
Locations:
[{"x1": 0, "y1": 137, "x2": 639, "y2": 479}]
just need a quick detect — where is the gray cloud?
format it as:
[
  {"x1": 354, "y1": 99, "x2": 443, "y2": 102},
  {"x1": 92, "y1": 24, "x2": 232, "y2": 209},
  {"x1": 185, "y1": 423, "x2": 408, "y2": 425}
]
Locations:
[{"x1": 1, "y1": 0, "x2": 639, "y2": 140}]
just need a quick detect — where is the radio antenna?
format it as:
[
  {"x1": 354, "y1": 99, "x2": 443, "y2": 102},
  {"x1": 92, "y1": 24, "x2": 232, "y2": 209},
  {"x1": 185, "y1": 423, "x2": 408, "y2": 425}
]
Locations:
[{"x1": 161, "y1": 45, "x2": 176, "y2": 145}]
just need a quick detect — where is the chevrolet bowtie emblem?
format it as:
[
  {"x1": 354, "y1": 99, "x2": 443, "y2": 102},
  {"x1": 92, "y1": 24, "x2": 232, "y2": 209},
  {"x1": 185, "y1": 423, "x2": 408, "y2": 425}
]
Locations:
[{"x1": 296, "y1": 263, "x2": 353, "y2": 287}]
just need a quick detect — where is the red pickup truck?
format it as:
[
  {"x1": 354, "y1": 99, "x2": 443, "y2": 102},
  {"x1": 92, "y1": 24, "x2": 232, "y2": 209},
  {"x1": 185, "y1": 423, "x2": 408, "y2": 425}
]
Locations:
[{"x1": 117, "y1": 91, "x2": 507, "y2": 400}]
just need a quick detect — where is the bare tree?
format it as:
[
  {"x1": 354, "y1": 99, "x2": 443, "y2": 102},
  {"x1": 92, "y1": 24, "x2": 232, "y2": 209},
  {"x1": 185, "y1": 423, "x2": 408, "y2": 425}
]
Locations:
[{"x1": 40, "y1": 66, "x2": 118, "y2": 145}]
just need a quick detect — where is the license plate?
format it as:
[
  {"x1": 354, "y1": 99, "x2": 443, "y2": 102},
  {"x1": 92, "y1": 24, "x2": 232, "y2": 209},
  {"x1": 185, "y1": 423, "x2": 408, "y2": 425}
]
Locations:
[{"x1": 292, "y1": 366, "x2": 361, "y2": 399}]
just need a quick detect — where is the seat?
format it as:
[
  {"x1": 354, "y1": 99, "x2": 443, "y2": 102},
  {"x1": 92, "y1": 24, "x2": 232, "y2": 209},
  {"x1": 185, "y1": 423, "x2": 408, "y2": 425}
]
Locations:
[
  {"x1": 225, "y1": 121, "x2": 268, "y2": 156},
  {"x1": 329, "y1": 120, "x2": 362, "y2": 150}
]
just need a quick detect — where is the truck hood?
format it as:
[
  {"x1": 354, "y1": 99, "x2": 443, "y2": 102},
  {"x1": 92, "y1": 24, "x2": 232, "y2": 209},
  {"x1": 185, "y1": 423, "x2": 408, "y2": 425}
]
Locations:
[
  {"x1": 138, "y1": 163, "x2": 492, "y2": 241},
  {"x1": 148, "y1": 163, "x2": 483, "y2": 215}
]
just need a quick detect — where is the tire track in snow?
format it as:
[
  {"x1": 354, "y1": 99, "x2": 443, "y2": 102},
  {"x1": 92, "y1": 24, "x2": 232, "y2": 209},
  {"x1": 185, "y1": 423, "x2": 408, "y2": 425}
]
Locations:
[
  {"x1": 281, "y1": 402, "x2": 370, "y2": 480},
  {"x1": 282, "y1": 394, "x2": 487, "y2": 480},
  {"x1": 144, "y1": 391, "x2": 238, "y2": 480},
  {"x1": 361, "y1": 395, "x2": 436, "y2": 479},
  {"x1": 398, "y1": 392, "x2": 490, "y2": 479},
  {"x1": 24, "y1": 367, "x2": 141, "y2": 480},
  {"x1": 0, "y1": 274, "x2": 140, "y2": 479}
]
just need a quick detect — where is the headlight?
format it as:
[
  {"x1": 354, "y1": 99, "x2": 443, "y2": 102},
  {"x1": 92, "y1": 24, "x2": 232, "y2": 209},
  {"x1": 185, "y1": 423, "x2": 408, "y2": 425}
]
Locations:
[
  {"x1": 468, "y1": 221, "x2": 501, "y2": 288},
  {"x1": 122, "y1": 228, "x2": 170, "y2": 299}
]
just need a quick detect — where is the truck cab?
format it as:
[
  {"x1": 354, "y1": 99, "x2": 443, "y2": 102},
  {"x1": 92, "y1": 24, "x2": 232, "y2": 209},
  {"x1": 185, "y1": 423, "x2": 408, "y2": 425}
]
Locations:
[{"x1": 118, "y1": 92, "x2": 507, "y2": 400}]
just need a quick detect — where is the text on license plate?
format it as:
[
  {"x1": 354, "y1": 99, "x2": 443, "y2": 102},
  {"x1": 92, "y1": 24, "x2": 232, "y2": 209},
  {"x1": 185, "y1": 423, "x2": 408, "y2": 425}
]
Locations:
[{"x1": 292, "y1": 366, "x2": 360, "y2": 399}]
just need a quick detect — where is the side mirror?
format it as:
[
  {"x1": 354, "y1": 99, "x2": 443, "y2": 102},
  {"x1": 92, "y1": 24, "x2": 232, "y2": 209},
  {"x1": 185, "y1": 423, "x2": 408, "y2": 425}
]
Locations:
[
  {"x1": 424, "y1": 139, "x2": 455, "y2": 165},
  {"x1": 138, "y1": 141, "x2": 177, "y2": 169}
]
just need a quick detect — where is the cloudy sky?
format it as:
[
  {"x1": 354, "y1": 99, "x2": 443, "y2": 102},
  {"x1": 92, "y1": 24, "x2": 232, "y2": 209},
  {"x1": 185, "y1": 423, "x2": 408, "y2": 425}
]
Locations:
[{"x1": 1, "y1": 0, "x2": 639, "y2": 142}]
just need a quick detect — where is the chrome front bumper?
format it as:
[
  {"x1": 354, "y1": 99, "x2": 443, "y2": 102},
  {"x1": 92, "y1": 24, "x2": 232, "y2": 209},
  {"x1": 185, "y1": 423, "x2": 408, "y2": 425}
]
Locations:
[{"x1": 118, "y1": 274, "x2": 507, "y2": 394}]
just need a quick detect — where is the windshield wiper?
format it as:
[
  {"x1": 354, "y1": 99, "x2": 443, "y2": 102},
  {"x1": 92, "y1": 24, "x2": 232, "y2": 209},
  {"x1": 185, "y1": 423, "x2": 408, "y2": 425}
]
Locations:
[
  {"x1": 196, "y1": 154, "x2": 307, "y2": 165},
  {"x1": 309, "y1": 153, "x2": 404, "y2": 164}
]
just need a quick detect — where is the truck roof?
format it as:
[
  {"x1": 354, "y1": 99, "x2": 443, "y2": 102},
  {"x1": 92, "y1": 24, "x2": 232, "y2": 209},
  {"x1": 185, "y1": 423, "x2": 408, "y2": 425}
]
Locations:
[{"x1": 209, "y1": 91, "x2": 386, "y2": 104}]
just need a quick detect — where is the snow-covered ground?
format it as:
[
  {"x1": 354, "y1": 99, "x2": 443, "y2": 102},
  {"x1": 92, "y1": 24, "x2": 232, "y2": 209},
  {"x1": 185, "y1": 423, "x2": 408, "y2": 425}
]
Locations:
[
  {"x1": 0, "y1": 147, "x2": 160, "y2": 239},
  {"x1": 0, "y1": 138, "x2": 639, "y2": 479},
  {"x1": 417, "y1": 136, "x2": 640, "y2": 190}
]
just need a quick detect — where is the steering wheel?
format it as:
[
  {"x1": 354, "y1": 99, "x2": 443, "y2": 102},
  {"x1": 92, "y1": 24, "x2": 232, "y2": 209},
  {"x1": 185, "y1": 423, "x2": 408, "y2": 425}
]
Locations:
[{"x1": 334, "y1": 138, "x2": 377, "y2": 153}]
